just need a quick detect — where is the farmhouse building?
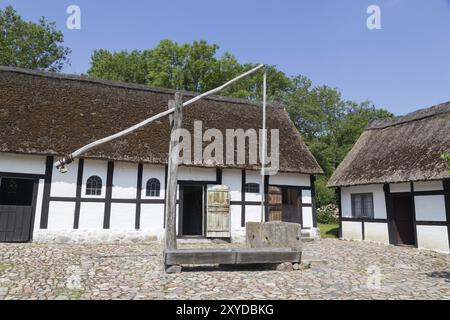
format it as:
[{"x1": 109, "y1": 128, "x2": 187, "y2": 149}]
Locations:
[
  {"x1": 0, "y1": 67, "x2": 322, "y2": 243},
  {"x1": 328, "y1": 103, "x2": 450, "y2": 252}
]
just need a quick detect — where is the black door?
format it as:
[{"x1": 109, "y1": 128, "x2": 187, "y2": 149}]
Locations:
[
  {"x1": 393, "y1": 195, "x2": 415, "y2": 246},
  {"x1": 0, "y1": 177, "x2": 36, "y2": 242},
  {"x1": 180, "y1": 185, "x2": 204, "y2": 236},
  {"x1": 281, "y1": 187, "x2": 301, "y2": 223}
]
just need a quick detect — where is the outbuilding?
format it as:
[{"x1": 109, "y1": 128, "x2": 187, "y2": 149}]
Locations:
[
  {"x1": 0, "y1": 67, "x2": 322, "y2": 243},
  {"x1": 328, "y1": 103, "x2": 450, "y2": 252}
]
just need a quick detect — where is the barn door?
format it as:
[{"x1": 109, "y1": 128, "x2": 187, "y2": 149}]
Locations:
[
  {"x1": 0, "y1": 177, "x2": 36, "y2": 242},
  {"x1": 268, "y1": 186, "x2": 282, "y2": 221},
  {"x1": 206, "y1": 185, "x2": 231, "y2": 238}
]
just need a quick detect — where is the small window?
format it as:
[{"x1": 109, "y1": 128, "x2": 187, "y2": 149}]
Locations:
[
  {"x1": 86, "y1": 176, "x2": 102, "y2": 196},
  {"x1": 146, "y1": 178, "x2": 161, "y2": 197},
  {"x1": 245, "y1": 183, "x2": 260, "y2": 194},
  {"x1": 351, "y1": 193, "x2": 374, "y2": 218}
]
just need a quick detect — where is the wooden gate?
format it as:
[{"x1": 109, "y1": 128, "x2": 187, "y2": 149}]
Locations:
[
  {"x1": 206, "y1": 185, "x2": 231, "y2": 238},
  {"x1": 0, "y1": 177, "x2": 36, "y2": 242},
  {"x1": 268, "y1": 186, "x2": 282, "y2": 221}
]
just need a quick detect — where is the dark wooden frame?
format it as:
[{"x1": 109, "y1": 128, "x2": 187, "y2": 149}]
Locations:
[
  {"x1": 0, "y1": 173, "x2": 40, "y2": 242},
  {"x1": 177, "y1": 182, "x2": 207, "y2": 238}
]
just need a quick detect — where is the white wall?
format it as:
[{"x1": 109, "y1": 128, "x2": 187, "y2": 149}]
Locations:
[
  {"x1": 112, "y1": 162, "x2": 137, "y2": 199},
  {"x1": 415, "y1": 195, "x2": 446, "y2": 221},
  {"x1": 0, "y1": 153, "x2": 46, "y2": 175},
  {"x1": 416, "y1": 225, "x2": 449, "y2": 252},
  {"x1": 269, "y1": 172, "x2": 310, "y2": 187},
  {"x1": 51, "y1": 159, "x2": 78, "y2": 197},
  {"x1": 178, "y1": 166, "x2": 216, "y2": 181},
  {"x1": 141, "y1": 165, "x2": 165, "y2": 200},
  {"x1": 140, "y1": 203, "x2": 165, "y2": 234},
  {"x1": 364, "y1": 222, "x2": 389, "y2": 243},
  {"x1": 390, "y1": 183, "x2": 411, "y2": 193},
  {"x1": 78, "y1": 202, "x2": 104, "y2": 229},
  {"x1": 82, "y1": 160, "x2": 107, "y2": 198},
  {"x1": 245, "y1": 205, "x2": 261, "y2": 223},
  {"x1": 110, "y1": 203, "x2": 136, "y2": 230},
  {"x1": 47, "y1": 201, "x2": 75, "y2": 230},
  {"x1": 302, "y1": 206, "x2": 313, "y2": 228},
  {"x1": 222, "y1": 169, "x2": 242, "y2": 201},
  {"x1": 302, "y1": 190, "x2": 312, "y2": 204},
  {"x1": 414, "y1": 180, "x2": 443, "y2": 192},
  {"x1": 33, "y1": 179, "x2": 45, "y2": 233},
  {"x1": 341, "y1": 184, "x2": 386, "y2": 219},
  {"x1": 342, "y1": 221, "x2": 363, "y2": 240}
]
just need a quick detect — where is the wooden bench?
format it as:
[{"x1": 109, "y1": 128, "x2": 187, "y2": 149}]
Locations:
[{"x1": 164, "y1": 248, "x2": 301, "y2": 269}]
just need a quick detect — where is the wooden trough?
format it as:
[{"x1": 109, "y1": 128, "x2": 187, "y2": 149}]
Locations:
[{"x1": 164, "y1": 248, "x2": 301, "y2": 268}]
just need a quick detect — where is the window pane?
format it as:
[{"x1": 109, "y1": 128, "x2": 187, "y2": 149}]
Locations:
[
  {"x1": 363, "y1": 195, "x2": 374, "y2": 218},
  {"x1": 146, "y1": 178, "x2": 160, "y2": 197},
  {"x1": 353, "y1": 195, "x2": 362, "y2": 217}
]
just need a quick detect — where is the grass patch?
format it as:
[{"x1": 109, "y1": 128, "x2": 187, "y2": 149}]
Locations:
[
  {"x1": 56, "y1": 288, "x2": 85, "y2": 300},
  {"x1": 0, "y1": 263, "x2": 14, "y2": 272},
  {"x1": 318, "y1": 223, "x2": 339, "y2": 239}
]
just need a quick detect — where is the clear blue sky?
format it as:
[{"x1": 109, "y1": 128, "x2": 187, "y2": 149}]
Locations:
[{"x1": 2, "y1": 0, "x2": 450, "y2": 115}]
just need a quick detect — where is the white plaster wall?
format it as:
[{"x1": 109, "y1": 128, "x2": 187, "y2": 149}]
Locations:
[
  {"x1": 47, "y1": 201, "x2": 75, "y2": 230},
  {"x1": 230, "y1": 204, "x2": 242, "y2": 229},
  {"x1": 414, "y1": 195, "x2": 446, "y2": 221},
  {"x1": 178, "y1": 166, "x2": 216, "y2": 181},
  {"x1": 33, "y1": 179, "x2": 45, "y2": 233},
  {"x1": 140, "y1": 203, "x2": 165, "y2": 236},
  {"x1": 245, "y1": 170, "x2": 262, "y2": 202},
  {"x1": 341, "y1": 184, "x2": 386, "y2": 219},
  {"x1": 302, "y1": 190, "x2": 312, "y2": 204},
  {"x1": 416, "y1": 225, "x2": 449, "y2": 252},
  {"x1": 110, "y1": 203, "x2": 136, "y2": 230},
  {"x1": 269, "y1": 172, "x2": 310, "y2": 187},
  {"x1": 112, "y1": 162, "x2": 137, "y2": 199},
  {"x1": 342, "y1": 221, "x2": 363, "y2": 240},
  {"x1": 78, "y1": 202, "x2": 105, "y2": 229},
  {"x1": 302, "y1": 206, "x2": 313, "y2": 228},
  {"x1": 364, "y1": 222, "x2": 389, "y2": 244},
  {"x1": 82, "y1": 160, "x2": 107, "y2": 198},
  {"x1": 414, "y1": 180, "x2": 443, "y2": 191},
  {"x1": 51, "y1": 159, "x2": 78, "y2": 197},
  {"x1": 141, "y1": 165, "x2": 165, "y2": 200},
  {"x1": 390, "y1": 183, "x2": 411, "y2": 193},
  {"x1": 245, "y1": 205, "x2": 262, "y2": 223},
  {"x1": 222, "y1": 169, "x2": 242, "y2": 201},
  {"x1": 0, "y1": 153, "x2": 46, "y2": 175}
]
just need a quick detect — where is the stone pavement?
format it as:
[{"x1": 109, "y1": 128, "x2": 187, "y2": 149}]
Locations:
[{"x1": 0, "y1": 239, "x2": 448, "y2": 300}]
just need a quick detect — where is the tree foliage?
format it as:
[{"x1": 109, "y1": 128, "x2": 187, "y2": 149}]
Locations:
[
  {"x1": 88, "y1": 39, "x2": 394, "y2": 207},
  {"x1": 0, "y1": 6, "x2": 70, "y2": 71},
  {"x1": 88, "y1": 40, "x2": 292, "y2": 100}
]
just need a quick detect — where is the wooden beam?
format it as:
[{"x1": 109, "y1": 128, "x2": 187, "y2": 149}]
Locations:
[{"x1": 164, "y1": 93, "x2": 183, "y2": 251}]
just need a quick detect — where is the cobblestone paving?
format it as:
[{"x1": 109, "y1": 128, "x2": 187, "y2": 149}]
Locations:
[{"x1": 0, "y1": 239, "x2": 448, "y2": 300}]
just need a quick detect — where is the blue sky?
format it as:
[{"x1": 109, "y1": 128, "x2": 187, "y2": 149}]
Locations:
[{"x1": 2, "y1": 0, "x2": 450, "y2": 115}]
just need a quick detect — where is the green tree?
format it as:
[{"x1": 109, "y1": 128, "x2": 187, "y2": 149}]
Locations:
[
  {"x1": 0, "y1": 6, "x2": 70, "y2": 71},
  {"x1": 88, "y1": 40, "x2": 292, "y2": 100}
]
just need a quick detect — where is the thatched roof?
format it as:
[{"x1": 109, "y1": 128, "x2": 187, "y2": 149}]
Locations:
[
  {"x1": 328, "y1": 102, "x2": 450, "y2": 187},
  {"x1": 0, "y1": 66, "x2": 322, "y2": 174}
]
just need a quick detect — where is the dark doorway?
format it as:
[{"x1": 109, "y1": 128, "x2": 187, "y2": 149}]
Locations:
[
  {"x1": 393, "y1": 195, "x2": 415, "y2": 246},
  {"x1": 281, "y1": 187, "x2": 301, "y2": 224},
  {"x1": 0, "y1": 177, "x2": 36, "y2": 242},
  {"x1": 180, "y1": 185, "x2": 204, "y2": 236}
]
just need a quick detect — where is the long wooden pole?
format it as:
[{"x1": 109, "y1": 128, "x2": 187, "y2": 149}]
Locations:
[
  {"x1": 261, "y1": 70, "x2": 267, "y2": 223},
  {"x1": 164, "y1": 93, "x2": 183, "y2": 251}
]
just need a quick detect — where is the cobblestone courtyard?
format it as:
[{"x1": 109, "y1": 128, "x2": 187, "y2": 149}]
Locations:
[{"x1": 0, "y1": 239, "x2": 449, "y2": 300}]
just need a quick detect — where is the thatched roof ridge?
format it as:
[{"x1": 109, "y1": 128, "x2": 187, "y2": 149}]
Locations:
[
  {"x1": 328, "y1": 102, "x2": 450, "y2": 187},
  {"x1": 0, "y1": 66, "x2": 322, "y2": 174}
]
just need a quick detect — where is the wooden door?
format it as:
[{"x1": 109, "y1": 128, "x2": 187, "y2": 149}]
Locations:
[
  {"x1": 393, "y1": 196, "x2": 415, "y2": 245},
  {"x1": 0, "y1": 177, "x2": 36, "y2": 242},
  {"x1": 206, "y1": 185, "x2": 231, "y2": 238},
  {"x1": 268, "y1": 186, "x2": 282, "y2": 221}
]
